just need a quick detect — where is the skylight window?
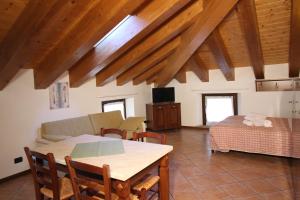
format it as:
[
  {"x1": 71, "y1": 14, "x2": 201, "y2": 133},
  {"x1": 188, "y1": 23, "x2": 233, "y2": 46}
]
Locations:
[{"x1": 93, "y1": 15, "x2": 131, "y2": 47}]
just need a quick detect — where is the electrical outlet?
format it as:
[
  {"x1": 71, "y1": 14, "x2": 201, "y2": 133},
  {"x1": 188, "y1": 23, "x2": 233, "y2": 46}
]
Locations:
[{"x1": 14, "y1": 157, "x2": 23, "y2": 164}]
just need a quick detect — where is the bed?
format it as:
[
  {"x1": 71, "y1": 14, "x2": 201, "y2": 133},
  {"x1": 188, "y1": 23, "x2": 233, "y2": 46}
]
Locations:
[{"x1": 210, "y1": 116, "x2": 300, "y2": 158}]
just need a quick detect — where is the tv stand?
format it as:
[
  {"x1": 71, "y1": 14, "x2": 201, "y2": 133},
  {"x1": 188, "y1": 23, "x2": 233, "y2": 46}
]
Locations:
[{"x1": 146, "y1": 102, "x2": 181, "y2": 131}]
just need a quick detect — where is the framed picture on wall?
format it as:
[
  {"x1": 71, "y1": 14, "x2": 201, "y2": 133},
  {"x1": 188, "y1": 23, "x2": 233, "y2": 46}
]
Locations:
[{"x1": 49, "y1": 82, "x2": 69, "y2": 109}]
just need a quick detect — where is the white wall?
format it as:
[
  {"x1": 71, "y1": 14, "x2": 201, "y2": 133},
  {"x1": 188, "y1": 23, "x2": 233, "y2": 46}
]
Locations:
[
  {"x1": 0, "y1": 69, "x2": 151, "y2": 179},
  {"x1": 167, "y1": 64, "x2": 296, "y2": 126},
  {"x1": 0, "y1": 64, "x2": 296, "y2": 178}
]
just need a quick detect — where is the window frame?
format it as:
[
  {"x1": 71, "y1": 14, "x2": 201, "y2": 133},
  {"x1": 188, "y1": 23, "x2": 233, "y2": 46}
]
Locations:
[
  {"x1": 201, "y1": 93, "x2": 238, "y2": 125},
  {"x1": 101, "y1": 98, "x2": 127, "y2": 118}
]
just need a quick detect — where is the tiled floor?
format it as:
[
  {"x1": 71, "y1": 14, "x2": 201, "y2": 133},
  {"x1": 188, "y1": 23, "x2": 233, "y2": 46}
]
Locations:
[{"x1": 1, "y1": 128, "x2": 299, "y2": 200}]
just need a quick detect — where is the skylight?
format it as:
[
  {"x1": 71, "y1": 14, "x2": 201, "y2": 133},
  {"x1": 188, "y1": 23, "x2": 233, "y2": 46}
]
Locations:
[{"x1": 93, "y1": 15, "x2": 131, "y2": 47}]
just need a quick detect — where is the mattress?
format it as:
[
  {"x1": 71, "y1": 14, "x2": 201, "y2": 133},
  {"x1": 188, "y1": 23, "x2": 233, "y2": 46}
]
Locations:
[{"x1": 210, "y1": 116, "x2": 300, "y2": 158}]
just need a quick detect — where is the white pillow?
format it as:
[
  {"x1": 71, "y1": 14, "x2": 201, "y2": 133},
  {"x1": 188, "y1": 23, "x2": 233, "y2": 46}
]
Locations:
[{"x1": 245, "y1": 113, "x2": 266, "y2": 121}]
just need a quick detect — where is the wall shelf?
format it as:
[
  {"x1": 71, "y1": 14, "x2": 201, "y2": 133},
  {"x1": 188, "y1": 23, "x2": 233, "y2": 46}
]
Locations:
[{"x1": 256, "y1": 79, "x2": 300, "y2": 92}]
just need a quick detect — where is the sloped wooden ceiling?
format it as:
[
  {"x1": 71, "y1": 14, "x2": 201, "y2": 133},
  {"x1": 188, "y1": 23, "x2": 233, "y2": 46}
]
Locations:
[{"x1": 0, "y1": 0, "x2": 297, "y2": 90}]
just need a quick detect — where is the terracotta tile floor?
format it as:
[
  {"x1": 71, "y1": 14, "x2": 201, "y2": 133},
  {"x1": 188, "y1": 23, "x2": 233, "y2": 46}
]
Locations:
[{"x1": 1, "y1": 128, "x2": 300, "y2": 200}]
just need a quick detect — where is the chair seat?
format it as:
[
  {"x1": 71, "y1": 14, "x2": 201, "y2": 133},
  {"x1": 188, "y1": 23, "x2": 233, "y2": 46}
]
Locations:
[
  {"x1": 133, "y1": 175, "x2": 160, "y2": 191},
  {"x1": 90, "y1": 182, "x2": 139, "y2": 200},
  {"x1": 93, "y1": 192, "x2": 139, "y2": 200},
  {"x1": 40, "y1": 177, "x2": 73, "y2": 200}
]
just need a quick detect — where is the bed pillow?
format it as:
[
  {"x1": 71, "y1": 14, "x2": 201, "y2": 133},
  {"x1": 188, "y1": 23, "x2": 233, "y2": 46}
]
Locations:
[{"x1": 245, "y1": 113, "x2": 266, "y2": 121}]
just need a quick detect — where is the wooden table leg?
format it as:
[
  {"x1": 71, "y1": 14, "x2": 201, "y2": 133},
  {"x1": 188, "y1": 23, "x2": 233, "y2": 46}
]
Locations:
[
  {"x1": 159, "y1": 155, "x2": 169, "y2": 200},
  {"x1": 113, "y1": 180, "x2": 131, "y2": 200}
]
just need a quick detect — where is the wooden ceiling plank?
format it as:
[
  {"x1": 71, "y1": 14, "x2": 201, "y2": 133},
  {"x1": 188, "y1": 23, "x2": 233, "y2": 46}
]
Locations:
[
  {"x1": 207, "y1": 31, "x2": 235, "y2": 81},
  {"x1": 289, "y1": 0, "x2": 300, "y2": 77},
  {"x1": 69, "y1": 0, "x2": 191, "y2": 88},
  {"x1": 34, "y1": 0, "x2": 146, "y2": 89},
  {"x1": 96, "y1": 0, "x2": 203, "y2": 87},
  {"x1": 116, "y1": 37, "x2": 181, "y2": 86},
  {"x1": 256, "y1": 0, "x2": 290, "y2": 66},
  {"x1": 188, "y1": 54, "x2": 209, "y2": 82},
  {"x1": 156, "y1": 0, "x2": 239, "y2": 86},
  {"x1": 237, "y1": 0, "x2": 264, "y2": 79},
  {"x1": 0, "y1": 0, "x2": 28, "y2": 42},
  {"x1": 174, "y1": 65, "x2": 187, "y2": 83},
  {"x1": 23, "y1": 0, "x2": 100, "y2": 69},
  {"x1": 133, "y1": 60, "x2": 167, "y2": 85},
  {"x1": 0, "y1": 0, "x2": 59, "y2": 90}
]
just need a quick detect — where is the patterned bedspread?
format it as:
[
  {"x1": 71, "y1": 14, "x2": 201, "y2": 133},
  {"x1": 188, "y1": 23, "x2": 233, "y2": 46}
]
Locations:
[{"x1": 210, "y1": 116, "x2": 300, "y2": 158}]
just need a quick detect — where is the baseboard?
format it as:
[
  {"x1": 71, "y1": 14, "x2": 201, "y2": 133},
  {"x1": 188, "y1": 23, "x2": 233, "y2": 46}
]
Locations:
[
  {"x1": 181, "y1": 126, "x2": 209, "y2": 130},
  {"x1": 0, "y1": 169, "x2": 30, "y2": 184}
]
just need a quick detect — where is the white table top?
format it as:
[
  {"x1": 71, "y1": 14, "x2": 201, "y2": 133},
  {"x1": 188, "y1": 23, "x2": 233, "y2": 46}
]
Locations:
[{"x1": 34, "y1": 134, "x2": 173, "y2": 181}]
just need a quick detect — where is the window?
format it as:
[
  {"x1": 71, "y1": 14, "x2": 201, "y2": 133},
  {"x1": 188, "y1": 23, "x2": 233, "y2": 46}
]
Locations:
[
  {"x1": 102, "y1": 99, "x2": 126, "y2": 118},
  {"x1": 202, "y1": 93, "x2": 238, "y2": 125}
]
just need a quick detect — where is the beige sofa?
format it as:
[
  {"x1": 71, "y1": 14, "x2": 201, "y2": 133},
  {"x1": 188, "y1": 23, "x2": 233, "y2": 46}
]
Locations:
[{"x1": 37, "y1": 111, "x2": 145, "y2": 144}]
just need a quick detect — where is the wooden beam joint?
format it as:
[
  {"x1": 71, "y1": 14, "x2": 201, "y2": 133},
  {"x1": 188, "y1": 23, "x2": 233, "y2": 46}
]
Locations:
[
  {"x1": 289, "y1": 0, "x2": 300, "y2": 77},
  {"x1": 237, "y1": 0, "x2": 264, "y2": 79},
  {"x1": 207, "y1": 31, "x2": 235, "y2": 81}
]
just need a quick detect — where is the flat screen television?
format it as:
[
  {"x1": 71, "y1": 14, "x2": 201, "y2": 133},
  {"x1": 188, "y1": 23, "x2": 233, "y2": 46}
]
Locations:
[{"x1": 152, "y1": 87, "x2": 175, "y2": 103}]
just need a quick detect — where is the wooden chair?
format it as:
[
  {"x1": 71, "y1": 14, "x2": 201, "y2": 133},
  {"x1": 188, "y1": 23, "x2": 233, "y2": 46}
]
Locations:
[
  {"x1": 100, "y1": 128, "x2": 127, "y2": 139},
  {"x1": 132, "y1": 132, "x2": 167, "y2": 199},
  {"x1": 133, "y1": 132, "x2": 167, "y2": 145},
  {"x1": 65, "y1": 156, "x2": 139, "y2": 200},
  {"x1": 24, "y1": 147, "x2": 74, "y2": 200}
]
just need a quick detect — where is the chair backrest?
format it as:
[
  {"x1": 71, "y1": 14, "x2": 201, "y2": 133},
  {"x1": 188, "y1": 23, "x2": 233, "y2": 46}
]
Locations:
[
  {"x1": 65, "y1": 156, "x2": 112, "y2": 200},
  {"x1": 24, "y1": 147, "x2": 60, "y2": 200},
  {"x1": 100, "y1": 128, "x2": 127, "y2": 139},
  {"x1": 133, "y1": 132, "x2": 167, "y2": 144}
]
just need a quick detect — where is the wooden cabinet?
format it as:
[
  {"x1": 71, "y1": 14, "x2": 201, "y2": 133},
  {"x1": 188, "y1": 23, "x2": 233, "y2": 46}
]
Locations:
[{"x1": 146, "y1": 103, "x2": 181, "y2": 131}]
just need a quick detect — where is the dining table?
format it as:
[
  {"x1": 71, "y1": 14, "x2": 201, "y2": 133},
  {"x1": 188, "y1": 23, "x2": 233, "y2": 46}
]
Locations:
[{"x1": 33, "y1": 134, "x2": 173, "y2": 200}]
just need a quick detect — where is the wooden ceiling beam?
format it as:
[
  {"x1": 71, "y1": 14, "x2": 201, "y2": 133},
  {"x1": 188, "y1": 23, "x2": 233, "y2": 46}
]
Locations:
[
  {"x1": 96, "y1": 0, "x2": 203, "y2": 86},
  {"x1": 69, "y1": 0, "x2": 190, "y2": 88},
  {"x1": 289, "y1": 0, "x2": 300, "y2": 77},
  {"x1": 116, "y1": 37, "x2": 181, "y2": 86},
  {"x1": 156, "y1": 0, "x2": 239, "y2": 86},
  {"x1": 34, "y1": 0, "x2": 146, "y2": 89},
  {"x1": 207, "y1": 31, "x2": 235, "y2": 81},
  {"x1": 187, "y1": 54, "x2": 209, "y2": 82},
  {"x1": 174, "y1": 65, "x2": 187, "y2": 83},
  {"x1": 133, "y1": 60, "x2": 167, "y2": 85},
  {"x1": 0, "y1": 0, "x2": 59, "y2": 90},
  {"x1": 237, "y1": 0, "x2": 264, "y2": 79},
  {"x1": 147, "y1": 75, "x2": 158, "y2": 85}
]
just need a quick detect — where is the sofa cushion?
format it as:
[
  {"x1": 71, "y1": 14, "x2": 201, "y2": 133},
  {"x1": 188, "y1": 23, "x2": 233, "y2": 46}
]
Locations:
[
  {"x1": 88, "y1": 111, "x2": 123, "y2": 134},
  {"x1": 41, "y1": 116, "x2": 94, "y2": 137},
  {"x1": 42, "y1": 134, "x2": 72, "y2": 142}
]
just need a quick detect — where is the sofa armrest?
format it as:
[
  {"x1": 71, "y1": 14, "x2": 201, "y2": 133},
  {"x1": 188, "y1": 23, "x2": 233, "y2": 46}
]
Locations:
[
  {"x1": 120, "y1": 117, "x2": 145, "y2": 131},
  {"x1": 35, "y1": 138, "x2": 54, "y2": 145}
]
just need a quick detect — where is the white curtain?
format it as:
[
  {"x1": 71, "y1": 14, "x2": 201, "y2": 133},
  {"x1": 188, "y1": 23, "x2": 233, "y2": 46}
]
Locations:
[{"x1": 205, "y1": 96, "x2": 234, "y2": 125}]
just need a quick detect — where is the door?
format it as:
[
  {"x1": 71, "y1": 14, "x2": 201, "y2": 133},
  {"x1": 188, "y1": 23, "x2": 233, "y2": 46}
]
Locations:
[
  {"x1": 167, "y1": 104, "x2": 181, "y2": 129},
  {"x1": 290, "y1": 79, "x2": 300, "y2": 199},
  {"x1": 153, "y1": 105, "x2": 165, "y2": 130},
  {"x1": 202, "y1": 93, "x2": 238, "y2": 125}
]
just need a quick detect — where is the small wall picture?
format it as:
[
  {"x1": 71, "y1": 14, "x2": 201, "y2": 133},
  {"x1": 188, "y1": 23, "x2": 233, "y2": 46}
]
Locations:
[{"x1": 49, "y1": 82, "x2": 69, "y2": 109}]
